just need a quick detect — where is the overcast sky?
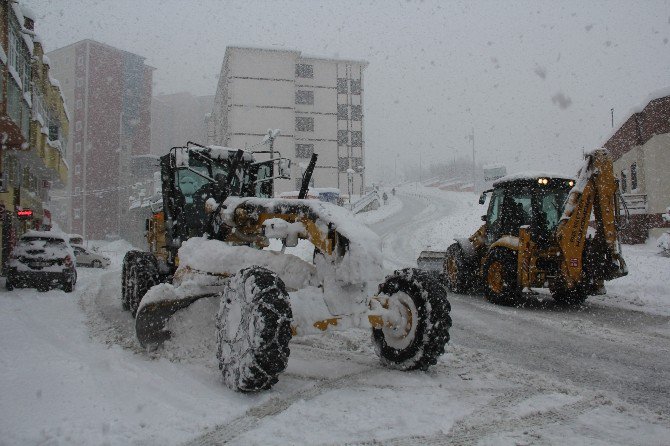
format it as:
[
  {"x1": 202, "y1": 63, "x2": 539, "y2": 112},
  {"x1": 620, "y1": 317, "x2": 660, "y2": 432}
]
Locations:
[{"x1": 25, "y1": 0, "x2": 670, "y2": 181}]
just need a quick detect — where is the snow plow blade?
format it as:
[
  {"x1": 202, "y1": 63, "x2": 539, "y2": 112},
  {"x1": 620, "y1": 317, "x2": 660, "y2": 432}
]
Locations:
[{"x1": 135, "y1": 292, "x2": 217, "y2": 349}]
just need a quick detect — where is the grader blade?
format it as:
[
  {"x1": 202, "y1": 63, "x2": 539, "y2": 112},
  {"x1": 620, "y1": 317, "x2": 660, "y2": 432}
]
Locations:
[{"x1": 135, "y1": 292, "x2": 217, "y2": 349}]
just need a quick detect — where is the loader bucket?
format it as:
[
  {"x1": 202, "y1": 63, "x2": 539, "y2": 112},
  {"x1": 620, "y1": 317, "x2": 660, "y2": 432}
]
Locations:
[{"x1": 135, "y1": 292, "x2": 217, "y2": 349}]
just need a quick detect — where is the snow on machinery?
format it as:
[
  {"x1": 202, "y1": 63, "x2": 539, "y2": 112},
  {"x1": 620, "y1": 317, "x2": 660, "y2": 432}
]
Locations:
[
  {"x1": 443, "y1": 148, "x2": 627, "y2": 305},
  {"x1": 122, "y1": 132, "x2": 452, "y2": 392}
]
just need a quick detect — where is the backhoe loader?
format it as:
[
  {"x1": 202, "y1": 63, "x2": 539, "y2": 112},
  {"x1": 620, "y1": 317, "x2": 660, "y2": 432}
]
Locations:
[
  {"x1": 122, "y1": 134, "x2": 451, "y2": 392},
  {"x1": 443, "y1": 148, "x2": 627, "y2": 305}
]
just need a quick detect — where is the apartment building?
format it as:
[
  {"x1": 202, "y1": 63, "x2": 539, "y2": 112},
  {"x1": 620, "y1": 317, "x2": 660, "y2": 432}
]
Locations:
[
  {"x1": 0, "y1": 0, "x2": 69, "y2": 270},
  {"x1": 150, "y1": 92, "x2": 213, "y2": 156},
  {"x1": 604, "y1": 93, "x2": 670, "y2": 243},
  {"x1": 47, "y1": 39, "x2": 153, "y2": 240},
  {"x1": 207, "y1": 46, "x2": 367, "y2": 196}
]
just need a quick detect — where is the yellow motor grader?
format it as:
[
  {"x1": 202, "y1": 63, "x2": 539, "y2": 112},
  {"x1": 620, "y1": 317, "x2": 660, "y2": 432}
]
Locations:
[
  {"x1": 122, "y1": 136, "x2": 451, "y2": 392},
  {"x1": 443, "y1": 149, "x2": 627, "y2": 305}
]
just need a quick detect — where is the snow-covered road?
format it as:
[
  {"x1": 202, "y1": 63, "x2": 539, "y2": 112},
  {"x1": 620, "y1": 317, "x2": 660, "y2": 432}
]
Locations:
[{"x1": 1, "y1": 187, "x2": 669, "y2": 445}]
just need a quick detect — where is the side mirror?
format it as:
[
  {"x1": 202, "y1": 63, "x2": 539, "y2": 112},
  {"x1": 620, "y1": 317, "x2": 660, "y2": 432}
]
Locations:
[
  {"x1": 278, "y1": 158, "x2": 291, "y2": 179},
  {"x1": 481, "y1": 215, "x2": 487, "y2": 222},
  {"x1": 478, "y1": 192, "x2": 487, "y2": 205}
]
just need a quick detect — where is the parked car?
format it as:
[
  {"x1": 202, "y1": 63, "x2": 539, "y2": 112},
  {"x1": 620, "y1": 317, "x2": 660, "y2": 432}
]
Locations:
[
  {"x1": 73, "y1": 245, "x2": 111, "y2": 268},
  {"x1": 6, "y1": 231, "x2": 77, "y2": 292},
  {"x1": 68, "y1": 234, "x2": 84, "y2": 245}
]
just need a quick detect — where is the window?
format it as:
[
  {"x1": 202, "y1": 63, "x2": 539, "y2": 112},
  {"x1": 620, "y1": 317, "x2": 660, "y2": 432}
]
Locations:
[
  {"x1": 295, "y1": 90, "x2": 314, "y2": 105},
  {"x1": 621, "y1": 171, "x2": 627, "y2": 193},
  {"x1": 351, "y1": 105, "x2": 362, "y2": 121},
  {"x1": 630, "y1": 163, "x2": 638, "y2": 190},
  {"x1": 75, "y1": 121, "x2": 82, "y2": 131},
  {"x1": 76, "y1": 99, "x2": 83, "y2": 110},
  {"x1": 295, "y1": 117, "x2": 314, "y2": 132},
  {"x1": 75, "y1": 142, "x2": 82, "y2": 153},
  {"x1": 350, "y1": 79, "x2": 361, "y2": 95},
  {"x1": 74, "y1": 208, "x2": 81, "y2": 219},
  {"x1": 351, "y1": 157, "x2": 363, "y2": 171},
  {"x1": 295, "y1": 144, "x2": 314, "y2": 158},
  {"x1": 337, "y1": 104, "x2": 348, "y2": 120},
  {"x1": 338, "y1": 158, "x2": 350, "y2": 172},
  {"x1": 48, "y1": 125, "x2": 59, "y2": 141},
  {"x1": 75, "y1": 164, "x2": 81, "y2": 175},
  {"x1": 337, "y1": 78, "x2": 348, "y2": 94},
  {"x1": 351, "y1": 131, "x2": 362, "y2": 147},
  {"x1": 76, "y1": 77, "x2": 83, "y2": 87},
  {"x1": 77, "y1": 56, "x2": 84, "y2": 66},
  {"x1": 295, "y1": 64, "x2": 313, "y2": 78},
  {"x1": 338, "y1": 130, "x2": 348, "y2": 145}
]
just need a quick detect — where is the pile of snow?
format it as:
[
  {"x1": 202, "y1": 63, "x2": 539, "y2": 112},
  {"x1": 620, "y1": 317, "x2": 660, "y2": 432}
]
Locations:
[{"x1": 355, "y1": 191, "x2": 403, "y2": 225}]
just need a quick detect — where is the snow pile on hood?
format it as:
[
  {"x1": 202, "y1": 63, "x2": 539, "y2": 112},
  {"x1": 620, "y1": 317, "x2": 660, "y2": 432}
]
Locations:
[
  {"x1": 176, "y1": 237, "x2": 318, "y2": 291},
  {"x1": 223, "y1": 197, "x2": 383, "y2": 286}
]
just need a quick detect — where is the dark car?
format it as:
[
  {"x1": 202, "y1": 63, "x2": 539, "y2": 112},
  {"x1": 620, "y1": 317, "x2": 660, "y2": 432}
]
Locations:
[{"x1": 6, "y1": 231, "x2": 77, "y2": 292}]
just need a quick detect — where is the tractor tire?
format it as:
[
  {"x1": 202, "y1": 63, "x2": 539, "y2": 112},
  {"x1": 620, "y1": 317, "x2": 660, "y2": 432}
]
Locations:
[
  {"x1": 372, "y1": 268, "x2": 451, "y2": 371},
  {"x1": 483, "y1": 248, "x2": 521, "y2": 306},
  {"x1": 123, "y1": 252, "x2": 157, "y2": 317},
  {"x1": 551, "y1": 281, "x2": 588, "y2": 306},
  {"x1": 444, "y1": 243, "x2": 476, "y2": 293},
  {"x1": 121, "y1": 251, "x2": 136, "y2": 311},
  {"x1": 216, "y1": 266, "x2": 293, "y2": 392}
]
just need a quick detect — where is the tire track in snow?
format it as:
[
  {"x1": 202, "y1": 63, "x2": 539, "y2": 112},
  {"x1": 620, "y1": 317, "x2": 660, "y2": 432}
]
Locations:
[{"x1": 182, "y1": 366, "x2": 377, "y2": 446}]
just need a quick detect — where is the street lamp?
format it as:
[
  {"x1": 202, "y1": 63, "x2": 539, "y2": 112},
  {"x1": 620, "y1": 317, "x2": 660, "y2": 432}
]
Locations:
[
  {"x1": 346, "y1": 168, "x2": 355, "y2": 205},
  {"x1": 355, "y1": 165, "x2": 365, "y2": 195}
]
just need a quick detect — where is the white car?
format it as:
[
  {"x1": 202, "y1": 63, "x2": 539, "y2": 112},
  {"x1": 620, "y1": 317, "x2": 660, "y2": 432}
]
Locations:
[{"x1": 72, "y1": 245, "x2": 111, "y2": 268}]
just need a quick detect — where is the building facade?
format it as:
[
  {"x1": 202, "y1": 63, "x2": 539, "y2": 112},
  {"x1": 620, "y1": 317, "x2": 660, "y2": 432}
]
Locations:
[
  {"x1": 150, "y1": 92, "x2": 213, "y2": 156},
  {"x1": 0, "y1": 0, "x2": 69, "y2": 271},
  {"x1": 207, "y1": 46, "x2": 367, "y2": 196},
  {"x1": 604, "y1": 94, "x2": 670, "y2": 243},
  {"x1": 47, "y1": 39, "x2": 153, "y2": 240}
]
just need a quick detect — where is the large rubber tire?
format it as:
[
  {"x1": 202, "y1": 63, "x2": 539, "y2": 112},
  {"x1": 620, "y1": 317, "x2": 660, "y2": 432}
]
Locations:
[
  {"x1": 444, "y1": 243, "x2": 477, "y2": 293},
  {"x1": 5, "y1": 278, "x2": 14, "y2": 291},
  {"x1": 121, "y1": 251, "x2": 136, "y2": 311},
  {"x1": 551, "y1": 280, "x2": 588, "y2": 306},
  {"x1": 123, "y1": 252, "x2": 157, "y2": 317},
  {"x1": 373, "y1": 268, "x2": 452, "y2": 371},
  {"x1": 483, "y1": 248, "x2": 521, "y2": 306},
  {"x1": 216, "y1": 266, "x2": 293, "y2": 392},
  {"x1": 62, "y1": 271, "x2": 75, "y2": 293}
]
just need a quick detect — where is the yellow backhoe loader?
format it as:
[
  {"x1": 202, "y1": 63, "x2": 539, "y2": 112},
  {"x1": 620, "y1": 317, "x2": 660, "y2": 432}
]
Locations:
[
  {"x1": 443, "y1": 148, "x2": 627, "y2": 305},
  {"x1": 122, "y1": 135, "x2": 451, "y2": 392}
]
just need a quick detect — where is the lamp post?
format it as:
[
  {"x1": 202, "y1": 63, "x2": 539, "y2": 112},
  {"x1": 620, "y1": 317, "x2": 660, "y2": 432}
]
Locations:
[
  {"x1": 356, "y1": 165, "x2": 365, "y2": 195},
  {"x1": 346, "y1": 168, "x2": 355, "y2": 206}
]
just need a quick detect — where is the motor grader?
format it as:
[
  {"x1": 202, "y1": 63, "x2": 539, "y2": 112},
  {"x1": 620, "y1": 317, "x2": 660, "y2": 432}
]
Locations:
[
  {"x1": 443, "y1": 148, "x2": 627, "y2": 305},
  {"x1": 122, "y1": 135, "x2": 451, "y2": 392}
]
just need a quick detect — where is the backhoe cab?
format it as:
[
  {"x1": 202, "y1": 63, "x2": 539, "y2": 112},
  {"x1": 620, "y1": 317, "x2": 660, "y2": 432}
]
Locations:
[{"x1": 444, "y1": 149, "x2": 627, "y2": 305}]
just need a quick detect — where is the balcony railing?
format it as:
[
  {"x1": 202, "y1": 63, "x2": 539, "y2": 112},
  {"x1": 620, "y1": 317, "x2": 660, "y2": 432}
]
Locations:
[{"x1": 621, "y1": 193, "x2": 647, "y2": 215}]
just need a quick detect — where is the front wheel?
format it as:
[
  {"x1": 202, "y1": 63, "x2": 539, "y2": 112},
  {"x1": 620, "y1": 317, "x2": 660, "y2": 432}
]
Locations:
[
  {"x1": 444, "y1": 243, "x2": 476, "y2": 293},
  {"x1": 373, "y1": 268, "x2": 451, "y2": 371},
  {"x1": 123, "y1": 252, "x2": 157, "y2": 317},
  {"x1": 216, "y1": 266, "x2": 293, "y2": 392},
  {"x1": 483, "y1": 248, "x2": 521, "y2": 306}
]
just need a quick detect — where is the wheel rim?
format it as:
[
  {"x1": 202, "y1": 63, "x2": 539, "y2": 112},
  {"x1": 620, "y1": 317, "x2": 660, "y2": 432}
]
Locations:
[
  {"x1": 487, "y1": 261, "x2": 504, "y2": 294},
  {"x1": 381, "y1": 291, "x2": 417, "y2": 350}
]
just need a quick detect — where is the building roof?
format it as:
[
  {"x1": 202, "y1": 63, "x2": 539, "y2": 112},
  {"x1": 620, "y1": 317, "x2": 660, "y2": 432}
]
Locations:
[
  {"x1": 47, "y1": 39, "x2": 153, "y2": 68},
  {"x1": 603, "y1": 92, "x2": 670, "y2": 161},
  {"x1": 226, "y1": 45, "x2": 368, "y2": 67}
]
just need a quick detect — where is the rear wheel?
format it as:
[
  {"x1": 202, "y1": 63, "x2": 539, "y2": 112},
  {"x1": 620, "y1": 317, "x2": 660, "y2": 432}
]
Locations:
[
  {"x1": 483, "y1": 248, "x2": 521, "y2": 305},
  {"x1": 62, "y1": 272, "x2": 75, "y2": 293},
  {"x1": 444, "y1": 243, "x2": 476, "y2": 293},
  {"x1": 123, "y1": 252, "x2": 157, "y2": 317},
  {"x1": 5, "y1": 279, "x2": 14, "y2": 291},
  {"x1": 373, "y1": 268, "x2": 451, "y2": 371},
  {"x1": 92, "y1": 260, "x2": 102, "y2": 268},
  {"x1": 216, "y1": 266, "x2": 293, "y2": 392}
]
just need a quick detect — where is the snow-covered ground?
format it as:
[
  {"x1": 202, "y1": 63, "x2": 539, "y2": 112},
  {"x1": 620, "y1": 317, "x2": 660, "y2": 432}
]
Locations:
[{"x1": 1, "y1": 185, "x2": 669, "y2": 445}]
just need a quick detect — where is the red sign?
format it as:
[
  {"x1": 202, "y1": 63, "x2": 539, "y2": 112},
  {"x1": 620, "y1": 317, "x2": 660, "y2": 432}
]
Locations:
[
  {"x1": 570, "y1": 258, "x2": 579, "y2": 268},
  {"x1": 17, "y1": 209, "x2": 34, "y2": 219}
]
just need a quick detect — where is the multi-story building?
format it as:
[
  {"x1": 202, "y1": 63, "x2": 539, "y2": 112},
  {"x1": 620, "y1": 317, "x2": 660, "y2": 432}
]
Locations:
[
  {"x1": 47, "y1": 39, "x2": 153, "y2": 240},
  {"x1": 207, "y1": 46, "x2": 367, "y2": 196},
  {"x1": 604, "y1": 93, "x2": 670, "y2": 243},
  {"x1": 150, "y1": 92, "x2": 213, "y2": 156},
  {"x1": 0, "y1": 0, "x2": 69, "y2": 270}
]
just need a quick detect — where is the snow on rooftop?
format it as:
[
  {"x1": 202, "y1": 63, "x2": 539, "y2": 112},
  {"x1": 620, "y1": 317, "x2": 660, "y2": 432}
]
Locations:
[{"x1": 493, "y1": 171, "x2": 574, "y2": 186}]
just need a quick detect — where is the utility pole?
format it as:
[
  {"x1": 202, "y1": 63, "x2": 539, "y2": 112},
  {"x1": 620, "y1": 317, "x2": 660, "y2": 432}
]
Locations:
[
  {"x1": 611, "y1": 108, "x2": 614, "y2": 128},
  {"x1": 471, "y1": 127, "x2": 476, "y2": 187}
]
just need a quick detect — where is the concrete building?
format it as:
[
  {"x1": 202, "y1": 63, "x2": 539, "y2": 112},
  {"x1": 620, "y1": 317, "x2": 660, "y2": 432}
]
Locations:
[
  {"x1": 150, "y1": 92, "x2": 213, "y2": 156},
  {"x1": 604, "y1": 94, "x2": 670, "y2": 243},
  {"x1": 1, "y1": 0, "x2": 69, "y2": 271},
  {"x1": 47, "y1": 39, "x2": 153, "y2": 240},
  {"x1": 207, "y1": 46, "x2": 367, "y2": 196}
]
